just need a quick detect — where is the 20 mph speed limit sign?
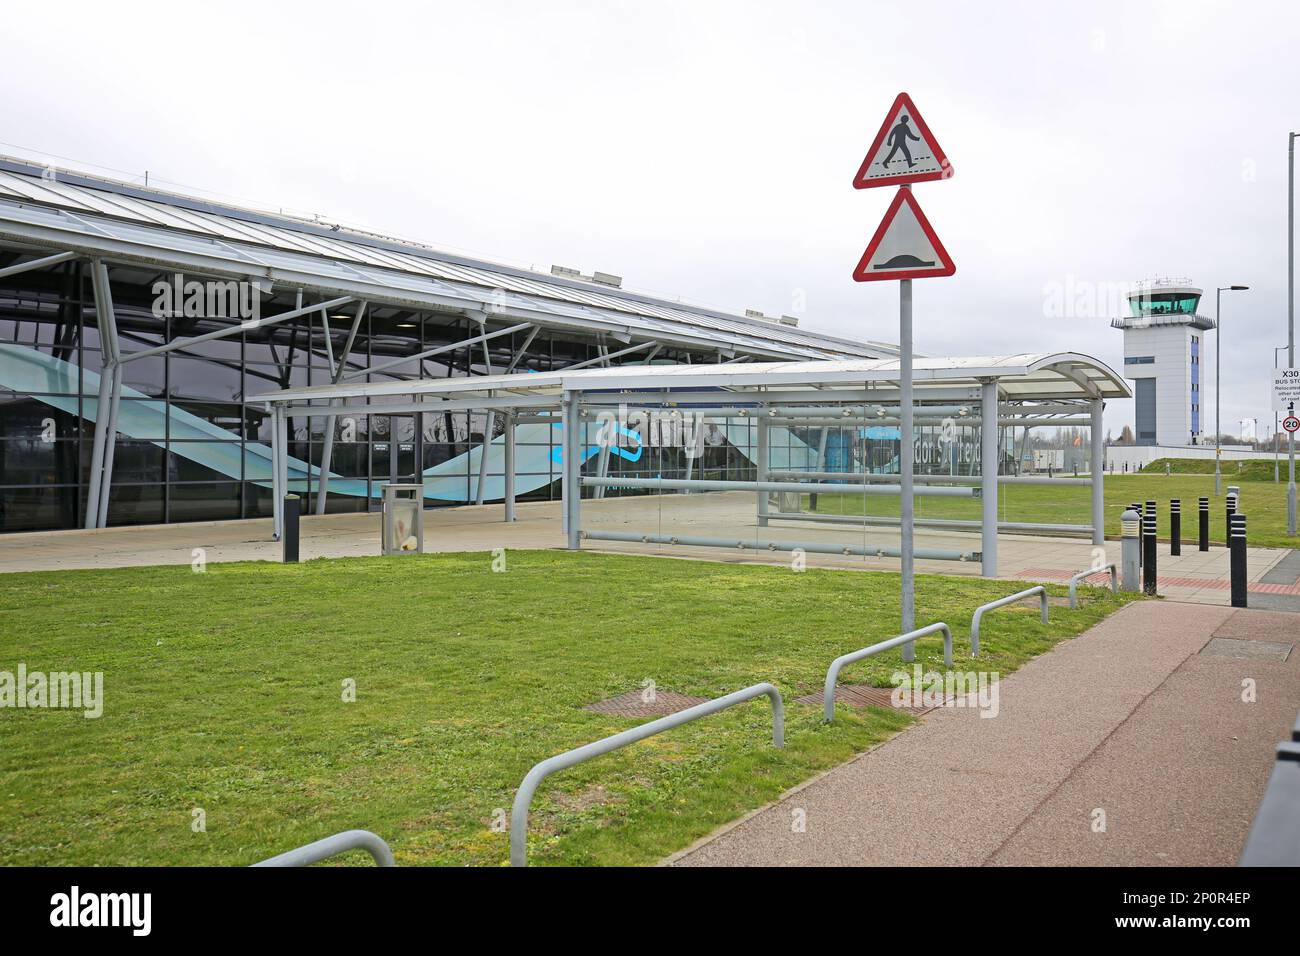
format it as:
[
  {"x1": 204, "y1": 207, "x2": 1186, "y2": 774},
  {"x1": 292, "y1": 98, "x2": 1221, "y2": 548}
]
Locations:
[{"x1": 1284, "y1": 415, "x2": 1300, "y2": 434}]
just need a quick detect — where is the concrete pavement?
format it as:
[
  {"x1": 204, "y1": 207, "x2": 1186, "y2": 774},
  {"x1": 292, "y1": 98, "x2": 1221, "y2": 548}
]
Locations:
[{"x1": 668, "y1": 602, "x2": 1300, "y2": 867}]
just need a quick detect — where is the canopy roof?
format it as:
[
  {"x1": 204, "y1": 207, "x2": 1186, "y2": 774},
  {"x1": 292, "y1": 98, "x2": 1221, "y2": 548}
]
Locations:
[{"x1": 252, "y1": 352, "x2": 1130, "y2": 409}]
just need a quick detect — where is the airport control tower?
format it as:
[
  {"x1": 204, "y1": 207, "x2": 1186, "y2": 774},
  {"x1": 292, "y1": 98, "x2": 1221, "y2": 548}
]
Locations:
[{"x1": 1110, "y1": 279, "x2": 1215, "y2": 447}]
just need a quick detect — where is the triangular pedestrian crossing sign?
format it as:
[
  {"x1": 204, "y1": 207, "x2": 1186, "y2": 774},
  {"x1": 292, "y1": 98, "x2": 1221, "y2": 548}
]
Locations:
[
  {"x1": 852, "y1": 188, "x2": 955, "y2": 282},
  {"x1": 853, "y1": 92, "x2": 952, "y2": 189}
]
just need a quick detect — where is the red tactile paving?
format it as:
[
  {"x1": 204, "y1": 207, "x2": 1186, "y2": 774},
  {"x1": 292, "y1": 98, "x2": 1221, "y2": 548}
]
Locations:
[
  {"x1": 584, "y1": 689, "x2": 709, "y2": 718},
  {"x1": 1017, "y1": 567, "x2": 1300, "y2": 596}
]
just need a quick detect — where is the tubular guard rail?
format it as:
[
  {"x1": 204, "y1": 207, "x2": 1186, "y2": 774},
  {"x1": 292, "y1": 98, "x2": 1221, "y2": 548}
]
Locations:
[
  {"x1": 510, "y1": 683, "x2": 784, "y2": 866},
  {"x1": 970, "y1": 587, "x2": 1048, "y2": 657},
  {"x1": 579, "y1": 475, "x2": 977, "y2": 497},
  {"x1": 823, "y1": 623, "x2": 953, "y2": 723},
  {"x1": 1068, "y1": 564, "x2": 1118, "y2": 608},
  {"x1": 581, "y1": 529, "x2": 976, "y2": 562},
  {"x1": 252, "y1": 829, "x2": 395, "y2": 868}
]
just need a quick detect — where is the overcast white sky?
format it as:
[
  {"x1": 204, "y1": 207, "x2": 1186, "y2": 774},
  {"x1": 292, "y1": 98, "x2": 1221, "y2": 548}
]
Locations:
[{"x1": 3, "y1": 0, "x2": 1297, "y2": 437}]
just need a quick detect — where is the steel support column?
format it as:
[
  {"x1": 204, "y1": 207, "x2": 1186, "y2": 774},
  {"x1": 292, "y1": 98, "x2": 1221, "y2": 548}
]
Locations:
[
  {"x1": 980, "y1": 379, "x2": 999, "y2": 577},
  {"x1": 1090, "y1": 397, "x2": 1105, "y2": 545},
  {"x1": 85, "y1": 260, "x2": 121, "y2": 529},
  {"x1": 273, "y1": 405, "x2": 289, "y2": 540},
  {"x1": 562, "y1": 391, "x2": 581, "y2": 549},
  {"x1": 503, "y1": 411, "x2": 516, "y2": 522},
  {"x1": 475, "y1": 322, "x2": 497, "y2": 507},
  {"x1": 756, "y1": 414, "x2": 770, "y2": 527},
  {"x1": 316, "y1": 302, "x2": 366, "y2": 515}
]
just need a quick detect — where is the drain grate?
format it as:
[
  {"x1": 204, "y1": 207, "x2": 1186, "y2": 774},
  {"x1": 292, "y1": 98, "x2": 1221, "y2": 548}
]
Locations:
[
  {"x1": 793, "y1": 684, "x2": 945, "y2": 715},
  {"x1": 1200, "y1": 638, "x2": 1293, "y2": 663},
  {"x1": 584, "y1": 689, "x2": 710, "y2": 718}
]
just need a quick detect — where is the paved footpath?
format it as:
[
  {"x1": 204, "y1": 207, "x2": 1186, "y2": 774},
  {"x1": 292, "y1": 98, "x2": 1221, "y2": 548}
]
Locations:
[{"x1": 669, "y1": 602, "x2": 1300, "y2": 867}]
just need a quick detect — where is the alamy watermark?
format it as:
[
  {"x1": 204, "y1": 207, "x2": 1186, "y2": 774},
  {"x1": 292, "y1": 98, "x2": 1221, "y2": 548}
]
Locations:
[
  {"x1": 890, "y1": 665, "x2": 999, "y2": 718},
  {"x1": 593, "y1": 403, "x2": 727, "y2": 460},
  {"x1": 152, "y1": 273, "x2": 262, "y2": 326},
  {"x1": 0, "y1": 664, "x2": 103, "y2": 718}
]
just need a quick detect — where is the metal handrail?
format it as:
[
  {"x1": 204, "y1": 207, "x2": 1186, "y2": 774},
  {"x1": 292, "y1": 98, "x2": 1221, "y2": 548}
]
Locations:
[
  {"x1": 1068, "y1": 564, "x2": 1118, "y2": 608},
  {"x1": 252, "y1": 829, "x2": 395, "y2": 867},
  {"x1": 579, "y1": 475, "x2": 975, "y2": 497},
  {"x1": 822, "y1": 623, "x2": 953, "y2": 723},
  {"x1": 970, "y1": 587, "x2": 1048, "y2": 657},
  {"x1": 510, "y1": 683, "x2": 784, "y2": 866}
]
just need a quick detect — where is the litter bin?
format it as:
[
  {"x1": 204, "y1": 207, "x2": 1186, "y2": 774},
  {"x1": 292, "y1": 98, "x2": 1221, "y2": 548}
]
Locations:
[
  {"x1": 777, "y1": 491, "x2": 802, "y2": 513},
  {"x1": 382, "y1": 484, "x2": 424, "y2": 555}
]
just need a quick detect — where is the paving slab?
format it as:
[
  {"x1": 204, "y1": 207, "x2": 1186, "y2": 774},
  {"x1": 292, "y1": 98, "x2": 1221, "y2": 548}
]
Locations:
[{"x1": 669, "y1": 603, "x2": 1297, "y2": 867}]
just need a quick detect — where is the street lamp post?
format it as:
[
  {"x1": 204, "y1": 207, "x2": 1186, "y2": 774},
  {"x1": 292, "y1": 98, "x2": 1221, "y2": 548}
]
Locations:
[
  {"x1": 1288, "y1": 132, "x2": 1297, "y2": 536},
  {"x1": 1215, "y1": 284, "x2": 1250, "y2": 496}
]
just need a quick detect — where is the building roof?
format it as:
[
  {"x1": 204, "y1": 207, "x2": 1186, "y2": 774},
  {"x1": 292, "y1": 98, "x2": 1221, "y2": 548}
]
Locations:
[
  {"x1": 252, "y1": 352, "x2": 1131, "y2": 407},
  {"x1": 0, "y1": 155, "x2": 898, "y2": 361}
]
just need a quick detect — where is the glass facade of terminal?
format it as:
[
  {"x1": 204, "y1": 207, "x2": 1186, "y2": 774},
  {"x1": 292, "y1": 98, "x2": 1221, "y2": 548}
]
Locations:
[
  {"x1": 1, "y1": 262, "x2": 997, "y2": 534},
  {"x1": 0, "y1": 262, "x2": 771, "y2": 533}
]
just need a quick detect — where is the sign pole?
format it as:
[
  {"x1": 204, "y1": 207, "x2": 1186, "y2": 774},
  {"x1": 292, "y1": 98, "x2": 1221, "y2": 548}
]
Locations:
[
  {"x1": 899, "y1": 272, "x2": 916, "y2": 661},
  {"x1": 851, "y1": 91, "x2": 954, "y2": 655}
]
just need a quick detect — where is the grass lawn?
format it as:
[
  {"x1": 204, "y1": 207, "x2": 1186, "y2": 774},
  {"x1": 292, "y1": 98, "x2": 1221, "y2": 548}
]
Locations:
[
  {"x1": 0, "y1": 551, "x2": 1132, "y2": 867},
  {"x1": 809, "y1": 473, "x2": 1299, "y2": 549}
]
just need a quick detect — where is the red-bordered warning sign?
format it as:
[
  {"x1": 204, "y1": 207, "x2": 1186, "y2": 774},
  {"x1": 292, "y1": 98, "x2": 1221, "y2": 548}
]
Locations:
[
  {"x1": 852, "y1": 188, "x2": 956, "y2": 282},
  {"x1": 853, "y1": 92, "x2": 952, "y2": 189}
]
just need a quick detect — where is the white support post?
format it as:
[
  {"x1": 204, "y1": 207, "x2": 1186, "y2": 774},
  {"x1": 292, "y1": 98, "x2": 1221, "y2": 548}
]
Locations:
[
  {"x1": 96, "y1": 364, "x2": 122, "y2": 527},
  {"x1": 594, "y1": 433, "x2": 612, "y2": 499},
  {"x1": 84, "y1": 366, "x2": 112, "y2": 529},
  {"x1": 85, "y1": 260, "x2": 121, "y2": 529},
  {"x1": 273, "y1": 405, "x2": 287, "y2": 540},
  {"x1": 316, "y1": 302, "x2": 366, "y2": 516},
  {"x1": 756, "y1": 414, "x2": 770, "y2": 527},
  {"x1": 1090, "y1": 397, "x2": 1105, "y2": 546},
  {"x1": 504, "y1": 411, "x2": 516, "y2": 522},
  {"x1": 562, "y1": 391, "x2": 581, "y2": 549},
  {"x1": 980, "y1": 379, "x2": 999, "y2": 577}
]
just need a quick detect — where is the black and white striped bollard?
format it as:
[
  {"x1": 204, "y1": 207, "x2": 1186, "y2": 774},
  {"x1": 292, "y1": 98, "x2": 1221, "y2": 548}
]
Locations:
[
  {"x1": 1143, "y1": 507, "x2": 1158, "y2": 596},
  {"x1": 1199, "y1": 496, "x2": 1210, "y2": 552},
  {"x1": 1170, "y1": 499, "x2": 1181, "y2": 556},
  {"x1": 1230, "y1": 513, "x2": 1247, "y2": 608}
]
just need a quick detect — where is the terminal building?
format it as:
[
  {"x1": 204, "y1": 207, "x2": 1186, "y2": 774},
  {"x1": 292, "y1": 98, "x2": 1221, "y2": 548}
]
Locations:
[
  {"x1": 1109, "y1": 279, "x2": 1213, "y2": 447},
  {"x1": 0, "y1": 154, "x2": 1127, "y2": 555}
]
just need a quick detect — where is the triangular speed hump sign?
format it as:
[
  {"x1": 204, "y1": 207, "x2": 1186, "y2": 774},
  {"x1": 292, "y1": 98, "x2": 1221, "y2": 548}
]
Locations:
[
  {"x1": 853, "y1": 92, "x2": 952, "y2": 189},
  {"x1": 852, "y1": 188, "x2": 955, "y2": 282}
]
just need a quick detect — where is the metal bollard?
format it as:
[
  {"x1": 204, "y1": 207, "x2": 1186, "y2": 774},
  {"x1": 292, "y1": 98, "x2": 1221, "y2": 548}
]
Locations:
[
  {"x1": 1226, "y1": 491, "x2": 1237, "y2": 546},
  {"x1": 1142, "y1": 507, "x2": 1157, "y2": 595},
  {"x1": 1121, "y1": 508, "x2": 1141, "y2": 593},
  {"x1": 1230, "y1": 513, "x2": 1248, "y2": 608},
  {"x1": 1199, "y1": 496, "x2": 1210, "y2": 551},
  {"x1": 1170, "y1": 499, "x2": 1181, "y2": 556},
  {"x1": 283, "y1": 494, "x2": 300, "y2": 563},
  {"x1": 1145, "y1": 499, "x2": 1156, "y2": 566}
]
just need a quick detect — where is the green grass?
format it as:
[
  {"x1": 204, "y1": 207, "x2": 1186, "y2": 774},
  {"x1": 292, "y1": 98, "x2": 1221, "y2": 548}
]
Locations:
[
  {"x1": 809, "y1": 473, "x2": 1299, "y2": 549},
  {"x1": 1140, "y1": 457, "x2": 1282, "y2": 482},
  {"x1": 0, "y1": 551, "x2": 1132, "y2": 867}
]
